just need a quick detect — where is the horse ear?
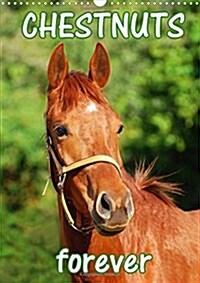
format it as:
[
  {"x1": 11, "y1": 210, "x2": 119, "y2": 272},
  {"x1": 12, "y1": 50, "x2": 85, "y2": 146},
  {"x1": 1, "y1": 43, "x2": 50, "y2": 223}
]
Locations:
[
  {"x1": 89, "y1": 43, "x2": 110, "y2": 89},
  {"x1": 47, "y1": 43, "x2": 68, "y2": 89}
]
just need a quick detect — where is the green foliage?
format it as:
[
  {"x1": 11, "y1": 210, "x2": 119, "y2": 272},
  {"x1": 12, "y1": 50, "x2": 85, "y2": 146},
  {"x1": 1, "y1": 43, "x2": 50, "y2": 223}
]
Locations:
[
  {"x1": 1, "y1": 4, "x2": 199, "y2": 283},
  {"x1": 1, "y1": 191, "x2": 70, "y2": 283}
]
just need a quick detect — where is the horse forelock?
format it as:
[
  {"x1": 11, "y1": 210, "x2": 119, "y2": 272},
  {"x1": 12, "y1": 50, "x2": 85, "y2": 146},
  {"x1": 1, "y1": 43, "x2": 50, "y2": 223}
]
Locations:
[{"x1": 49, "y1": 71, "x2": 110, "y2": 111}]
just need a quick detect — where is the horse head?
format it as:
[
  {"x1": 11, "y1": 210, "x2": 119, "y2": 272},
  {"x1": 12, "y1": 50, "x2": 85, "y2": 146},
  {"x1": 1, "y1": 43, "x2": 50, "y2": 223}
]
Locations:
[{"x1": 45, "y1": 43, "x2": 134, "y2": 236}]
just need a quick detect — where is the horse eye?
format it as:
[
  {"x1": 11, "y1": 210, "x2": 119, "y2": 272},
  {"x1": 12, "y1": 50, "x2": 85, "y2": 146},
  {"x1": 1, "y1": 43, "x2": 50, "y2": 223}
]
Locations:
[
  {"x1": 55, "y1": 126, "x2": 68, "y2": 137},
  {"x1": 117, "y1": 125, "x2": 124, "y2": 134}
]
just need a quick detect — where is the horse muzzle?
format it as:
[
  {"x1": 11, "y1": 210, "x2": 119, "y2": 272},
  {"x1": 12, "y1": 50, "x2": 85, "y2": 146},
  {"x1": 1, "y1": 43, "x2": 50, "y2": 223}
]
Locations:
[{"x1": 91, "y1": 190, "x2": 134, "y2": 237}]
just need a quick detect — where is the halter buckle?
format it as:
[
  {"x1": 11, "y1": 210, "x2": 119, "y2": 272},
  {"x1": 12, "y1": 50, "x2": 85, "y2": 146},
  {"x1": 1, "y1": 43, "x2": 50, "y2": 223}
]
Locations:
[
  {"x1": 57, "y1": 173, "x2": 67, "y2": 190},
  {"x1": 46, "y1": 135, "x2": 52, "y2": 149}
]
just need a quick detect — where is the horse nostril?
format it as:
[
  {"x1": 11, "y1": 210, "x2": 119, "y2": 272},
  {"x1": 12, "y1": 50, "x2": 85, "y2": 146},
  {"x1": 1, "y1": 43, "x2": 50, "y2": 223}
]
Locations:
[
  {"x1": 96, "y1": 192, "x2": 113, "y2": 220},
  {"x1": 125, "y1": 192, "x2": 134, "y2": 219},
  {"x1": 101, "y1": 194, "x2": 110, "y2": 211}
]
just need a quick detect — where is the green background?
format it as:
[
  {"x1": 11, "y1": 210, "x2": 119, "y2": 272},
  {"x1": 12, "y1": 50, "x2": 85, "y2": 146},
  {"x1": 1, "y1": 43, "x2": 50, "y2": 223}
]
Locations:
[{"x1": 1, "y1": 2, "x2": 199, "y2": 283}]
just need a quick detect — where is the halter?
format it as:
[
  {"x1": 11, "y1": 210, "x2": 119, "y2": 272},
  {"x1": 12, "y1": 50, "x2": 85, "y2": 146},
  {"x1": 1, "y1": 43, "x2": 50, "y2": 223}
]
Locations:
[{"x1": 46, "y1": 134, "x2": 122, "y2": 234}]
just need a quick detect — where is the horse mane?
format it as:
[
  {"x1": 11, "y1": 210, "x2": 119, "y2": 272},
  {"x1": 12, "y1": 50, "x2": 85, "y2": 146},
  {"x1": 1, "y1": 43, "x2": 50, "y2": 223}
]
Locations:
[
  {"x1": 57, "y1": 71, "x2": 110, "y2": 111},
  {"x1": 132, "y1": 160, "x2": 182, "y2": 207}
]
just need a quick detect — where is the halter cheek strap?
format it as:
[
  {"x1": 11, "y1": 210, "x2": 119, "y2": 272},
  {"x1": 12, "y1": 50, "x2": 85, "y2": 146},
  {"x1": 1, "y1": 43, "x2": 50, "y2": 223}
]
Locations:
[{"x1": 46, "y1": 135, "x2": 122, "y2": 234}]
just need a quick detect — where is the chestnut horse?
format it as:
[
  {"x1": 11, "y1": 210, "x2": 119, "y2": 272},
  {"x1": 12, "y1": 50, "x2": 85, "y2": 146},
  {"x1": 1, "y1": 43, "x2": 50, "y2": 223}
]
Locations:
[{"x1": 45, "y1": 43, "x2": 199, "y2": 283}]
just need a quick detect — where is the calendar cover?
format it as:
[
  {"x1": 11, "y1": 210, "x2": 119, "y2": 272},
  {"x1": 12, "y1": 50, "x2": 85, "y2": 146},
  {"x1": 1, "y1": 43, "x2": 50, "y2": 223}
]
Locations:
[{"x1": 1, "y1": 1, "x2": 199, "y2": 282}]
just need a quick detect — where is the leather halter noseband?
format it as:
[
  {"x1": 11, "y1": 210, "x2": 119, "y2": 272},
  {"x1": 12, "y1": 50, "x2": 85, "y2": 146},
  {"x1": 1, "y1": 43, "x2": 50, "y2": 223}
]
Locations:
[{"x1": 46, "y1": 134, "x2": 122, "y2": 234}]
